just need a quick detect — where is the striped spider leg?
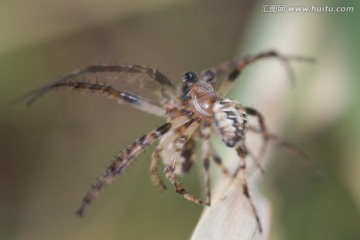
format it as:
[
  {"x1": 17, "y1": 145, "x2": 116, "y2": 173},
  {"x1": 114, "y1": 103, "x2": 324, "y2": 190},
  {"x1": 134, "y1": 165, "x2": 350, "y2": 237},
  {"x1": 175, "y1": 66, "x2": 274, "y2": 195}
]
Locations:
[
  {"x1": 20, "y1": 51, "x2": 314, "y2": 234},
  {"x1": 16, "y1": 64, "x2": 179, "y2": 116},
  {"x1": 205, "y1": 50, "x2": 316, "y2": 96}
]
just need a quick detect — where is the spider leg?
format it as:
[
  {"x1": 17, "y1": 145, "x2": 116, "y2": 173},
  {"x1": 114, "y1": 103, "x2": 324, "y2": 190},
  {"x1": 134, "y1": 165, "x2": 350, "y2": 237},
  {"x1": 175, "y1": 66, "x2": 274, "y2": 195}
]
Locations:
[
  {"x1": 247, "y1": 126, "x2": 324, "y2": 177},
  {"x1": 20, "y1": 80, "x2": 167, "y2": 116},
  {"x1": 14, "y1": 64, "x2": 178, "y2": 109},
  {"x1": 150, "y1": 135, "x2": 196, "y2": 190},
  {"x1": 75, "y1": 122, "x2": 173, "y2": 216},
  {"x1": 150, "y1": 134, "x2": 175, "y2": 191},
  {"x1": 149, "y1": 115, "x2": 196, "y2": 190},
  {"x1": 163, "y1": 119, "x2": 209, "y2": 206},
  {"x1": 179, "y1": 139, "x2": 195, "y2": 174},
  {"x1": 244, "y1": 106, "x2": 268, "y2": 173},
  {"x1": 203, "y1": 50, "x2": 315, "y2": 95},
  {"x1": 164, "y1": 164, "x2": 208, "y2": 206},
  {"x1": 200, "y1": 124, "x2": 212, "y2": 205},
  {"x1": 210, "y1": 151, "x2": 231, "y2": 177},
  {"x1": 233, "y1": 141, "x2": 263, "y2": 233}
]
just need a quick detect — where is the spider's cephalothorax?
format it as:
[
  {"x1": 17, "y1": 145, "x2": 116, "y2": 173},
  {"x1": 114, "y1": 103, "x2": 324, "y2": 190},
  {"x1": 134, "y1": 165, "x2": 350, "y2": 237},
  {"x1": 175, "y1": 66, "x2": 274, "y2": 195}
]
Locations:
[
  {"x1": 20, "y1": 50, "x2": 314, "y2": 233},
  {"x1": 180, "y1": 71, "x2": 248, "y2": 148},
  {"x1": 180, "y1": 71, "x2": 219, "y2": 117}
]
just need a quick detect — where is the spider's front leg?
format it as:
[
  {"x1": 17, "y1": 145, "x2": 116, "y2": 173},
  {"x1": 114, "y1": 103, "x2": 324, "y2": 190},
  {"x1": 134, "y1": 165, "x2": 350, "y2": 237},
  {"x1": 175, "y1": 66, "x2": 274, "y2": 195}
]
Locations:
[
  {"x1": 204, "y1": 50, "x2": 315, "y2": 95},
  {"x1": 15, "y1": 64, "x2": 181, "y2": 117}
]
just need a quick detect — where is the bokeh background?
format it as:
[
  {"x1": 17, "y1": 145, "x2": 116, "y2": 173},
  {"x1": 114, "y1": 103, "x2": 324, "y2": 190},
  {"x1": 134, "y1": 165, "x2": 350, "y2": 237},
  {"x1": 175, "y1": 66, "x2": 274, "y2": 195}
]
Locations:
[{"x1": 1, "y1": 0, "x2": 359, "y2": 239}]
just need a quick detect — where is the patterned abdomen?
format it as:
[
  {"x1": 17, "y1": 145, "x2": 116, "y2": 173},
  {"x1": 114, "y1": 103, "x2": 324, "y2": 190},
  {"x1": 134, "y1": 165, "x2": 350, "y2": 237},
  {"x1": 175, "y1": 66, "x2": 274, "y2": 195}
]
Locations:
[{"x1": 212, "y1": 99, "x2": 248, "y2": 147}]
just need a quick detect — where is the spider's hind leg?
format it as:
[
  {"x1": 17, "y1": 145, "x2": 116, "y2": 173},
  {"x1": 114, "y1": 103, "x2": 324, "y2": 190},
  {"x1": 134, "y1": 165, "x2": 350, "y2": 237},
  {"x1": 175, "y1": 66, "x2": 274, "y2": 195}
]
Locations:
[
  {"x1": 248, "y1": 126, "x2": 323, "y2": 177},
  {"x1": 233, "y1": 141, "x2": 263, "y2": 233},
  {"x1": 244, "y1": 106, "x2": 269, "y2": 173}
]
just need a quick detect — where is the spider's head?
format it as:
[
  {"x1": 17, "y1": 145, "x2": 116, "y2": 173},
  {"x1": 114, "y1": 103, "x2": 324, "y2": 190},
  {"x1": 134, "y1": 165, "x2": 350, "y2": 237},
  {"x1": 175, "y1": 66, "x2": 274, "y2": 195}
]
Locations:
[{"x1": 181, "y1": 71, "x2": 220, "y2": 117}]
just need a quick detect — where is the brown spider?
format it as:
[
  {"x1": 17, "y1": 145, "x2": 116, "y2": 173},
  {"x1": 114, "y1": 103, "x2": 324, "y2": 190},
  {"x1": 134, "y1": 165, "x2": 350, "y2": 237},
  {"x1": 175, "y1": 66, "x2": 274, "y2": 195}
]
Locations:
[{"x1": 20, "y1": 50, "x2": 314, "y2": 233}]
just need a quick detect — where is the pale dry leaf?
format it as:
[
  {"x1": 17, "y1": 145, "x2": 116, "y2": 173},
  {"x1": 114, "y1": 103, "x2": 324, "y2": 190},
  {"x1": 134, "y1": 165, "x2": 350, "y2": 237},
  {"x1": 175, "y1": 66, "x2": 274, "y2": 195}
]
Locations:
[{"x1": 191, "y1": 169, "x2": 271, "y2": 240}]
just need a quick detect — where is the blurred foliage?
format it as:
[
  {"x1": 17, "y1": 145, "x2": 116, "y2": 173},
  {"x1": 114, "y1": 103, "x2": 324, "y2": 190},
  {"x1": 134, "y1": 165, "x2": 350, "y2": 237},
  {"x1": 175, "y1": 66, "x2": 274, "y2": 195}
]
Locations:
[{"x1": 1, "y1": 0, "x2": 359, "y2": 240}]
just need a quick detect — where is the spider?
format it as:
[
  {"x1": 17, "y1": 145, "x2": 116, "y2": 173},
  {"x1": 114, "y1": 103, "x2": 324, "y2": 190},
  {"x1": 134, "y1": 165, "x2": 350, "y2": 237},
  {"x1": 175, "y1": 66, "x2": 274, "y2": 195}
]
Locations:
[{"x1": 20, "y1": 50, "x2": 314, "y2": 233}]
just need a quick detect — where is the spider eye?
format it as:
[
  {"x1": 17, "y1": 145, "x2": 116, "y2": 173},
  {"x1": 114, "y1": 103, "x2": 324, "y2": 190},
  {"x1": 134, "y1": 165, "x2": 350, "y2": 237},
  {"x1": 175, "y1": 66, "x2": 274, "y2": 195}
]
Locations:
[
  {"x1": 202, "y1": 70, "x2": 215, "y2": 83},
  {"x1": 183, "y1": 71, "x2": 198, "y2": 84}
]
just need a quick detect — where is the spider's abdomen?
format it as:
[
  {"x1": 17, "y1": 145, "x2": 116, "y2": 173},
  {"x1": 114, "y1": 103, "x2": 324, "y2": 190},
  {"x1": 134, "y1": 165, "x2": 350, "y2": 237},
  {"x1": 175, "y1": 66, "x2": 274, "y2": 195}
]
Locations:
[{"x1": 213, "y1": 99, "x2": 248, "y2": 147}]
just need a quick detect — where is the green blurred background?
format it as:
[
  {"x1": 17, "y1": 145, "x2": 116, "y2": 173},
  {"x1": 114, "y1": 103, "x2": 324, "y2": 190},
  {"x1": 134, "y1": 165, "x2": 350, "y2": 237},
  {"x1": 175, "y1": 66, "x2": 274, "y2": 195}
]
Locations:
[{"x1": 1, "y1": 0, "x2": 359, "y2": 239}]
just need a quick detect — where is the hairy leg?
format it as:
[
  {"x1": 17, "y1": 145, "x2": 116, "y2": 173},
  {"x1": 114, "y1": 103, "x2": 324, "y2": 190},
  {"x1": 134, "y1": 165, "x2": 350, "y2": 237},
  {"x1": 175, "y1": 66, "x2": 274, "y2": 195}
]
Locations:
[
  {"x1": 234, "y1": 141, "x2": 263, "y2": 233},
  {"x1": 202, "y1": 50, "x2": 314, "y2": 95},
  {"x1": 163, "y1": 119, "x2": 210, "y2": 206},
  {"x1": 248, "y1": 126, "x2": 323, "y2": 177},
  {"x1": 149, "y1": 115, "x2": 196, "y2": 190},
  {"x1": 15, "y1": 64, "x2": 178, "y2": 109},
  {"x1": 245, "y1": 106, "x2": 268, "y2": 172},
  {"x1": 75, "y1": 122, "x2": 172, "y2": 216},
  {"x1": 200, "y1": 124, "x2": 213, "y2": 205}
]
